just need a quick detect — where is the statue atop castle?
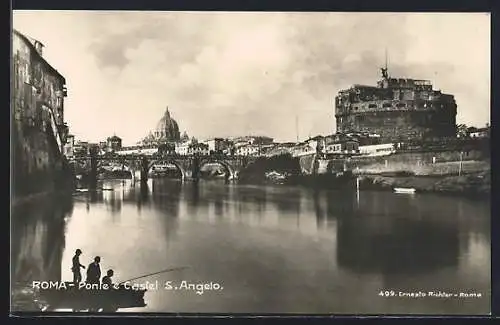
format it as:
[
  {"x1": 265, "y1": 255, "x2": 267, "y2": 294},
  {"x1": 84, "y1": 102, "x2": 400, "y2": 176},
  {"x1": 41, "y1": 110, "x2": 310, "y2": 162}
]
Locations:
[
  {"x1": 381, "y1": 67, "x2": 389, "y2": 79},
  {"x1": 142, "y1": 106, "x2": 181, "y2": 145}
]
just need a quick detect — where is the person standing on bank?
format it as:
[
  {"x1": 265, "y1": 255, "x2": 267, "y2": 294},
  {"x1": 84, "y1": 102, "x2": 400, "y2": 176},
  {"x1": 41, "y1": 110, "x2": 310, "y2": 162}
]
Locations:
[
  {"x1": 86, "y1": 256, "x2": 101, "y2": 284},
  {"x1": 71, "y1": 249, "x2": 85, "y2": 285}
]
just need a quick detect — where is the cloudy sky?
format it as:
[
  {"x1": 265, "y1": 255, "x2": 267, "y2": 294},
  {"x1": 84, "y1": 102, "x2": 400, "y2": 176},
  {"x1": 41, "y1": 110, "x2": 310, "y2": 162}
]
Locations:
[{"x1": 13, "y1": 11, "x2": 490, "y2": 145}]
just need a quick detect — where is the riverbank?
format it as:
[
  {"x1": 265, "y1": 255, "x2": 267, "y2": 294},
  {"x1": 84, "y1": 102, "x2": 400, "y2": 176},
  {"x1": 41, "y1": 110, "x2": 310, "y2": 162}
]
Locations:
[
  {"x1": 11, "y1": 183, "x2": 75, "y2": 207},
  {"x1": 357, "y1": 170, "x2": 490, "y2": 196}
]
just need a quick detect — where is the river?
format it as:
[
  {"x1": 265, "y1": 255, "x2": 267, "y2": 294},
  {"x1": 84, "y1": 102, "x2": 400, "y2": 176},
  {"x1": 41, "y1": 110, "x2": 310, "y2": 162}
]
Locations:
[{"x1": 11, "y1": 178, "x2": 490, "y2": 315}]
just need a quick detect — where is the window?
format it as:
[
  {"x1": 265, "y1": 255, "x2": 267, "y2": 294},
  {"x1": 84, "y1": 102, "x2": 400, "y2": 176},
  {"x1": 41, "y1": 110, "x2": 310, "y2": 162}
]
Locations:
[
  {"x1": 368, "y1": 104, "x2": 377, "y2": 108},
  {"x1": 383, "y1": 103, "x2": 392, "y2": 108},
  {"x1": 396, "y1": 103, "x2": 406, "y2": 108}
]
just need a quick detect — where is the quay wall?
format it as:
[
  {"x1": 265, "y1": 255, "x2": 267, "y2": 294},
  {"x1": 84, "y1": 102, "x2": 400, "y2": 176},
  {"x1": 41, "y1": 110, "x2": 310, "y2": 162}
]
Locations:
[
  {"x1": 298, "y1": 153, "x2": 317, "y2": 175},
  {"x1": 339, "y1": 150, "x2": 489, "y2": 176}
]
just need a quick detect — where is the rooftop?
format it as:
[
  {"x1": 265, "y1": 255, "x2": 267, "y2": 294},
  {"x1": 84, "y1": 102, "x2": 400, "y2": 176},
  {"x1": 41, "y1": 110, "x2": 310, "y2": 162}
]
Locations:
[{"x1": 13, "y1": 29, "x2": 65, "y2": 81}]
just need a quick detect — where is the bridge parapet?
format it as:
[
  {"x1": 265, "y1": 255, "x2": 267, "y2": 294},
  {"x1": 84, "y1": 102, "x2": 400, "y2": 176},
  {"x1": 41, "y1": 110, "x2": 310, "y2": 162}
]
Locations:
[{"x1": 71, "y1": 153, "x2": 260, "y2": 183}]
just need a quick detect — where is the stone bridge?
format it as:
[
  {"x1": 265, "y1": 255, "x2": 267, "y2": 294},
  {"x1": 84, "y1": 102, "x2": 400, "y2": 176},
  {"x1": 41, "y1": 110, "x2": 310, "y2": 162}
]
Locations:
[{"x1": 70, "y1": 153, "x2": 258, "y2": 184}]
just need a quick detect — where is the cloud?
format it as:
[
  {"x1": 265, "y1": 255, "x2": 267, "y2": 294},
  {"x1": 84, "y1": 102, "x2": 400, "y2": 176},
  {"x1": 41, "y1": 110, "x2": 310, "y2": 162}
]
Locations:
[{"x1": 13, "y1": 11, "x2": 490, "y2": 144}]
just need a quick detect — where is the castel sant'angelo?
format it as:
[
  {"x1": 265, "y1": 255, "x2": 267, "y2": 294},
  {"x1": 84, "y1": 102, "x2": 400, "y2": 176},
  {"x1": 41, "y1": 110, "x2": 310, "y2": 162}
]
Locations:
[{"x1": 334, "y1": 65, "x2": 458, "y2": 142}]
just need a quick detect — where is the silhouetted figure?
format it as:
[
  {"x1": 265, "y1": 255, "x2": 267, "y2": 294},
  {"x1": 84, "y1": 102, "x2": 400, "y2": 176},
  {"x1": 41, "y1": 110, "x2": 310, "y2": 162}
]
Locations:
[
  {"x1": 101, "y1": 269, "x2": 118, "y2": 312},
  {"x1": 71, "y1": 249, "x2": 85, "y2": 285},
  {"x1": 86, "y1": 256, "x2": 101, "y2": 284},
  {"x1": 101, "y1": 269, "x2": 114, "y2": 288}
]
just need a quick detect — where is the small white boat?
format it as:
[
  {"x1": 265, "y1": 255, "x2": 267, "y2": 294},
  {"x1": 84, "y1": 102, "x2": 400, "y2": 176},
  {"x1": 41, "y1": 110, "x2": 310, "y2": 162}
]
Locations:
[{"x1": 394, "y1": 187, "x2": 416, "y2": 194}]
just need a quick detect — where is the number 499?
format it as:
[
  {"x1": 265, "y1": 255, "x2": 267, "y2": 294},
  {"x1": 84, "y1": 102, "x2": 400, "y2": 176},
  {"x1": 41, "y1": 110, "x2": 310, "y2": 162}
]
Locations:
[{"x1": 378, "y1": 290, "x2": 395, "y2": 297}]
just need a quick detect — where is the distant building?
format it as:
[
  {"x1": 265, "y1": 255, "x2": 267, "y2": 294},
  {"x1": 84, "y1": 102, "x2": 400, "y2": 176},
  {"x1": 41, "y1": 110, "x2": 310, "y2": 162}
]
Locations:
[
  {"x1": 106, "y1": 135, "x2": 122, "y2": 152},
  {"x1": 73, "y1": 140, "x2": 89, "y2": 156},
  {"x1": 188, "y1": 143, "x2": 209, "y2": 155},
  {"x1": 304, "y1": 135, "x2": 325, "y2": 152},
  {"x1": 263, "y1": 142, "x2": 296, "y2": 157},
  {"x1": 203, "y1": 138, "x2": 230, "y2": 154},
  {"x1": 158, "y1": 142, "x2": 176, "y2": 155},
  {"x1": 292, "y1": 143, "x2": 316, "y2": 157},
  {"x1": 175, "y1": 141, "x2": 191, "y2": 156},
  {"x1": 469, "y1": 127, "x2": 490, "y2": 138},
  {"x1": 335, "y1": 66, "x2": 457, "y2": 142},
  {"x1": 88, "y1": 143, "x2": 100, "y2": 156},
  {"x1": 233, "y1": 136, "x2": 274, "y2": 146},
  {"x1": 358, "y1": 143, "x2": 395, "y2": 157},
  {"x1": 323, "y1": 139, "x2": 359, "y2": 154},
  {"x1": 142, "y1": 107, "x2": 181, "y2": 145},
  {"x1": 259, "y1": 144, "x2": 276, "y2": 155},
  {"x1": 63, "y1": 134, "x2": 75, "y2": 158},
  {"x1": 324, "y1": 143, "x2": 342, "y2": 154},
  {"x1": 236, "y1": 144, "x2": 260, "y2": 156}
]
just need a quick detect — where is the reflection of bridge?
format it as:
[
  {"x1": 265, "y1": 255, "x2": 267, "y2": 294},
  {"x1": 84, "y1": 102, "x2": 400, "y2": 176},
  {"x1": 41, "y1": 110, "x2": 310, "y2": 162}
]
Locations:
[{"x1": 70, "y1": 153, "x2": 258, "y2": 184}]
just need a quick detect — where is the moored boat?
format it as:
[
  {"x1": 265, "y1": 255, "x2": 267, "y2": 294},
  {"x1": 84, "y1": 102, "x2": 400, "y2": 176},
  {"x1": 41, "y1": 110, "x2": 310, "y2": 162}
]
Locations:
[{"x1": 394, "y1": 187, "x2": 416, "y2": 194}]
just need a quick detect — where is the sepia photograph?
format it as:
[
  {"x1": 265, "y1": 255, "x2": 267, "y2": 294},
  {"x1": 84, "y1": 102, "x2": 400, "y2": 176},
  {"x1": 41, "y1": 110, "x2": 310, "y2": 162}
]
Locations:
[{"x1": 10, "y1": 11, "x2": 491, "y2": 315}]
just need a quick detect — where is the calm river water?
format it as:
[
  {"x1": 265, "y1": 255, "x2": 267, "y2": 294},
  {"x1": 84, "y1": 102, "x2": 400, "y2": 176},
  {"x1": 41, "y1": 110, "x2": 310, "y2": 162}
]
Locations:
[{"x1": 11, "y1": 178, "x2": 490, "y2": 315}]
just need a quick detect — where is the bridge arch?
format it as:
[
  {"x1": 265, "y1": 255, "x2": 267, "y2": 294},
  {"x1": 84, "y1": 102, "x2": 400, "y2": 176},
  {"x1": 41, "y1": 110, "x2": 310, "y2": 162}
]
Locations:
[
  {"x1": 198, "y1": 158, "x2": 236, "y2": 180},
  {"x1": 147, "y1": 160, "x2": 187, "y2": 180},
  {"x1": 70, "y1": 157, "x2": 137, "y2": 180},
  {"x1": 98, "y1": 159, "x2": 136, "y2": 178}
]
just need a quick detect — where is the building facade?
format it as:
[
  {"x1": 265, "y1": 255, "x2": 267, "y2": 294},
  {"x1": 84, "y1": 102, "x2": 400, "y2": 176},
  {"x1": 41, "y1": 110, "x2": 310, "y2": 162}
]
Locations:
[
  {"x1": 323, "y1": 140, "x2": 359, "y2": 155},
  {"x1": 12, "y1": 29, "x2": 71, "y2": 199},
  {"x1": 469, "y1": 127, "x2": 490, "y2": 138},
  {"x1": 335, "y1": 67, "x2": 457, "y2": 142},
  {"x1": 358, "y1": 143, "x2": 395, "y2": 157},
  {"x1": 236, "y1": 144, "x2": 260, "y2": 156},
  {"x1": 73, "y1": 141, "x2": 89, "y2": 156},
  {"x1": 174, "y1": 140, "x2": 191, "y2": 155},
  {"x1": 63, "y1": 134, "x2": 75, "y2": 158},
  {"x1": 188, "y1": 143, "x2": 209, "y2": 155},
  {"x1": 203, "y1": 138, "x2": 230, "y2": 154},
  {"x1": 106, "y1": 135, "x2": 122, "y2": 152}
]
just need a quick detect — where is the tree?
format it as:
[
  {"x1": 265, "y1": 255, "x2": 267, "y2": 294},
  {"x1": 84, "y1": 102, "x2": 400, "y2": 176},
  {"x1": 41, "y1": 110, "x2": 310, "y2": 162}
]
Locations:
[
  {"x1": 466, "y1": 126, "x2": 478, "y2": 134},
  {"x1": 456, "y1": 124, "x2": 468, "y2": 138}
]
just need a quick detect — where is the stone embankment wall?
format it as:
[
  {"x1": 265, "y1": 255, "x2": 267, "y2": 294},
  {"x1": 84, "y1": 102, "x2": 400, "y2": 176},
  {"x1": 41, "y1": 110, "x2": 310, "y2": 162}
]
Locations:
[
  {"x1": 358, "y1": 172, "x2": 490, "y2": 196},
  {"x1": 349, "y1": 150, "x2": 489, "y2": 176},
  {"x1": 298, "y1": 153, "x2": 317, "y2": 175},
  {"x1": 350, "y1": 150, "x2": 490, "y2": 196}
]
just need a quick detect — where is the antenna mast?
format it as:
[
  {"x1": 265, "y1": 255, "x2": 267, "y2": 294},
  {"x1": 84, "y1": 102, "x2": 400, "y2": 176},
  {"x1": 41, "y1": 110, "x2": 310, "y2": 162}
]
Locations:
[
  {"x1": 295, "y1": 115, "x2": 299, "y2": 143},
  {"x1": 385, "y1": 48, "x2": 388, "y2": 71}
]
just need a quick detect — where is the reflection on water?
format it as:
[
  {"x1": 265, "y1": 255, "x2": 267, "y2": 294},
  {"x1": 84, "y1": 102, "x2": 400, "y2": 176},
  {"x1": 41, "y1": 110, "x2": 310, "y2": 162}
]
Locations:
[
  {"x1": 336, "y1": 193, "x2": 460, "y2": 275},
  {"x1": 11, "y1": 179, "x2": 490, "y2": 314},
  {"x1": 11, "y1": 194, "x2": 73, "y2": 311}
]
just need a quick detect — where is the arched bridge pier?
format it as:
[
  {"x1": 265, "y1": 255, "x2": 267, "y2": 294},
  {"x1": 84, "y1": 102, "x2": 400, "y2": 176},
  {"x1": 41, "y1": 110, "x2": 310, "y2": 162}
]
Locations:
[{"x1": 72, "y1": 153, "x2": 256, "y2": 185}]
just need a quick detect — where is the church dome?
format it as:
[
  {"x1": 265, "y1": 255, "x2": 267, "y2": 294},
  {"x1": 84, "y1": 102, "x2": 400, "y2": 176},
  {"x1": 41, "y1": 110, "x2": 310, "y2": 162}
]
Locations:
[{"x1": 152, "y1": 107, "x2": 181, "y2": 142}]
